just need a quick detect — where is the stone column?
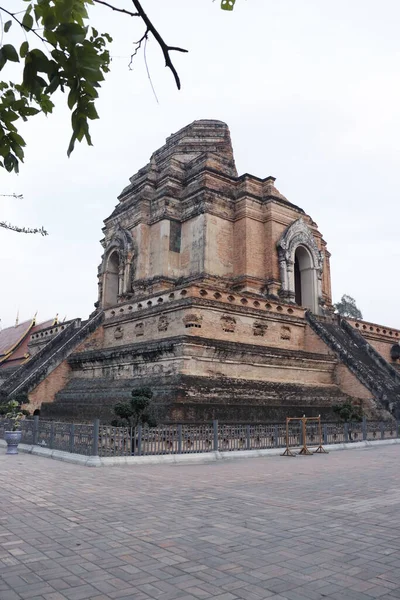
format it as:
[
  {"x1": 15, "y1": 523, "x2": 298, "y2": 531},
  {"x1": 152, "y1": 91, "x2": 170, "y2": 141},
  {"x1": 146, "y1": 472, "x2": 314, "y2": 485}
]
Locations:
[
  {"x1": 286, "y1": 259, "x2": 296, "y2": 302},
  {"x1": 279, "y1": 257, "x2": 288, "y2": 292},
  {"x1": 118, "y1": 263, "x2": 124, "y2": 296}
]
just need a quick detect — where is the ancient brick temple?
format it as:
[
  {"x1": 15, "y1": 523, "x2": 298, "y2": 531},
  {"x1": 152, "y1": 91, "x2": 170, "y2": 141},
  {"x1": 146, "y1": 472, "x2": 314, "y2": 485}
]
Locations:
[{"x1": 2, "y1": 120, "x2": 400, "y2": 422}]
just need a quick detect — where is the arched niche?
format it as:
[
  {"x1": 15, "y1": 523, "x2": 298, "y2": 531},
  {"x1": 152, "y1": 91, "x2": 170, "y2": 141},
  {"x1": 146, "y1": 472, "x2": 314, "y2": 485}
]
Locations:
[
  {"x1": 294, "y1": 245, "x2": 318, "y2": 311},
  {"x1": 277, "y1": 218, "x2": 323, "y2": 314},
  {"x1": 103, "y1": 250, "x2": 120, "y2": 308},
  {"x1": 98, "y1": 225, "x2": 135, "y2": 308}
]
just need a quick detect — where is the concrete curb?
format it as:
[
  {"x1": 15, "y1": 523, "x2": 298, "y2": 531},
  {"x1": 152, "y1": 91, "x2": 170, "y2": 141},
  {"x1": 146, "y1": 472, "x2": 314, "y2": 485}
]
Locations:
[
  {"x1": 0, "y1": 439, "x2": 102, "y2": 467},
  {"x1": 1, "y1": 437, "x2": 400, "y2": 467}
]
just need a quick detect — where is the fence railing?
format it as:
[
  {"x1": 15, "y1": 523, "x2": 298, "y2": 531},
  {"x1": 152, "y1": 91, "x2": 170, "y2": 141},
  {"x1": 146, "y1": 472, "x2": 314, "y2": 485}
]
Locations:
[{"x1": 0, "y1": 417, "x2": 398, "y2": 458}]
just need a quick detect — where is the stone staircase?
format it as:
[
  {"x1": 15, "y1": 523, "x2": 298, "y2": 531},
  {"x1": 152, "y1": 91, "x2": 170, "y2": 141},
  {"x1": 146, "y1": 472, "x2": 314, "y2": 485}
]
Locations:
[
  {"x1": 306, "y1": 311, "x2": 400, "y2": 416},
  {"x1": 0, "y1": 311, "x2": 104, "y2": 401}
]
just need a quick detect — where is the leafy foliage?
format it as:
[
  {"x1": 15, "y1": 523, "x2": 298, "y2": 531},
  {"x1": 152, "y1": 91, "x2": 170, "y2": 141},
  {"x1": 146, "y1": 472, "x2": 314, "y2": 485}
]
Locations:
[
  {"x1": 112, "y1": 387, "x2": 157, "y2": 428},
  {"x1": 334, "y1": 294, "x2": 363, "y2": 320},
  {"x1": 0, "y1": 1, "x2": 238, "y2": 175},
  {"x1": 333, "y1": 400, "x2": 363, "y2": 423},
  {"x1": 0, "y1": 1, "x2": 112, "y2": 174},
  {"x1": 0, "y1": 399, "x2": 26, "y2": 430}
]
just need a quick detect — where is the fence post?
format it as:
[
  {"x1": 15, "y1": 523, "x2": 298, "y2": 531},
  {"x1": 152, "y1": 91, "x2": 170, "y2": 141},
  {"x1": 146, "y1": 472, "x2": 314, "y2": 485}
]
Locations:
[
  {"x1": 323, "y1": 423, "x2": 328, "y2": 445},
  {"x1": 246, "y1": 425, "x2": 251, "y2": 450},
  {"x1": 69, "y1": 423, "x2": 75, "y2": 453},
  {"x1": 344, "y1": 422, "x2": 349, "y2": 443},
  {"x1": 178, "y1": 424, "x2": 182, "y2": 454},
  {"x1": 137, "y1": 425, "x2": 142, "y2": 456},
  {"x1": 213, "y1": 420, "x2": 219, "y2": 452},
  {"x1": 274, "y1": 424, "x2": 279, "y2": 448},
  {"x1": 380, "y1": 421, "x2": 385, "y2": 440},
  {"x1": 362, "y1": 416, "x2": 367, "y2": 441},
  {"x1": 49, "y1": 421, "x2": 55, "y2": 449},
  {"x1": 33, "y1": 415, "x2": 39, "y2": 445},
  {"x1": 92, "y1": 419, "x2": 99, "y2": 456}
]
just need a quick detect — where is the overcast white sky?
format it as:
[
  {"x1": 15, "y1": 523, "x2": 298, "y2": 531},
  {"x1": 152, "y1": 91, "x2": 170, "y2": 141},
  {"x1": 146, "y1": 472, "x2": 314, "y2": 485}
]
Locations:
[{"x1": 1, "y1": 0, "x2": 399, "y2": 329}]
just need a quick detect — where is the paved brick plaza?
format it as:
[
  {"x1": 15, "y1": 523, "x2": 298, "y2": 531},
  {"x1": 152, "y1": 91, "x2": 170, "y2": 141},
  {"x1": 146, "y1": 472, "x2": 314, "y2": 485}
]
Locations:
[{"x1": 1, "y1": 446, "x2": 400, "y2": 600}]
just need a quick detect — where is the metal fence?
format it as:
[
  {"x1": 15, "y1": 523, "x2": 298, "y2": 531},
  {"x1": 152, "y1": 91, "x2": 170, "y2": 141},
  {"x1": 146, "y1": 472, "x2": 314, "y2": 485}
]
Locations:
[
  {"x1": 0, "y1": 417, "x2": 95, "y2": 456},
  {"x1": 0, "y1": 417, "x2": 398, "y2": 458}
]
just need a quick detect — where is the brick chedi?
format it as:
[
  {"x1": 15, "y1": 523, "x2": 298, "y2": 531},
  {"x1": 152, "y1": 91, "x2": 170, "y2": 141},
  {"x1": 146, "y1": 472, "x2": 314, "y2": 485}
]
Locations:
[{"x1": 18, "y1": 119, "x2": 399, "y2": 423}]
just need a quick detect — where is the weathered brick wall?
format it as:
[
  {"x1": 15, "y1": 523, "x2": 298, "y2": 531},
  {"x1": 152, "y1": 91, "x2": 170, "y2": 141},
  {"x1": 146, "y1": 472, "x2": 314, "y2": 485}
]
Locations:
[
  {"x1": 334, "y1": 363, "x2": 374, "y2": 402},
  {"x1": 74, "y1": 323, "x2": 105, "y2": 353},
  {"x1": 26, "y1": 321, "x2": 105, "y2": 410},
  {"x1": 149, "y1": 220, "x2": 169, "y2": 278},
  {"x1": 304, "y1": 324, "x2": 333, "y2": 355},
  {"x1": 132, "y1": 223, "x2": 150, "y2": 280},
  {"x1": 347, "y1": 319, "x2": 400, "y2": 365},
  {"x1": 101, "y1": 304, "x2": 307, "y2": 354},
  {"x1": 180, "y1": 215, "x2": 205, "y2": 276},
  {"x1": 28, "y1": 360, "x2": 71, "y2": 412},
  {"x1": 205, "y1": 214, "x2": 233, "y2": 276}
]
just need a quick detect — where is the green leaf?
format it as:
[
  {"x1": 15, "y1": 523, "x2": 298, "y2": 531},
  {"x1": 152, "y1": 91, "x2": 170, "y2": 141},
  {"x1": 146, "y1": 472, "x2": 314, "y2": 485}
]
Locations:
[
  {"x1": 0, "y1": 49, "x2": 6, "y2": 71},
  {"x1": 30, "y1": 49, "x2": 50, "y2": 73},
  {"x1": 2, "y1": 45, "x2": 19, "y2": 63},
  {"x1": 4, "y1": 152, "x2": 18, "y2": 173},
  {"x1": 10, "y1": 140, "x2": 24, "y2": 161},
  {"x1": 56, "y1": 22, "x2": 87, "y2": 44},
  {"x1": 221, "y1": 0, "x2": 236, "y2": 9},
  {"x1": 84, "y1": 102, "x2": 98, "y2": 120},
  {"x1": 9, "y1": 131, "x2": 26, "y2": 147},
  {"x1": 20, "y1": 41, "x2": 29, "y2": 58},
  {"x1": 45, "y1": 75, "x2": 60, "y2": 94},
  {"x1": 22, "y1": 12, "x2": 34, "y2": 31},
  {"x1": 43, "y1": 13, "x2": 57, "y2": 30},
  {"x1": 20, "y1": 106, "x2": 40, "y2": 117},
  {"x1": 4, "y1": 20, "x2": 12, "y2": 33},
  {"x1": 67, "y1": 88, "x2": 78, "y2": 109}
]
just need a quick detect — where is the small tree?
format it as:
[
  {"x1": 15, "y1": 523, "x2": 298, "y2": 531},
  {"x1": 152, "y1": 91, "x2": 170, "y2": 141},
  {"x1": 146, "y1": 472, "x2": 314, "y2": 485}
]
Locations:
[
  {"x1": 333, "y1": 401, "x2": 363, "y2": 423},
  {"x1": 334, "y1": 294, "x2": 363, "y2": 320},
  {"x1": 0, "y1": 400, "x2": 25, "y2": 430},
  {"x1": 0, "y1": 394, "x2": 29, "y2": 416},
  {"x1": 112, "y1": 387, "x2": 157, "y2": 428}
]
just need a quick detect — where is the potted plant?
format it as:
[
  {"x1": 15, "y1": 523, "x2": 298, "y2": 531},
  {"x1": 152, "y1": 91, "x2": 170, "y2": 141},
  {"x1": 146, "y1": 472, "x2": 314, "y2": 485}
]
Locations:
[{"x1": 4, "y1": 400, "x2": 25, "y2": 455}]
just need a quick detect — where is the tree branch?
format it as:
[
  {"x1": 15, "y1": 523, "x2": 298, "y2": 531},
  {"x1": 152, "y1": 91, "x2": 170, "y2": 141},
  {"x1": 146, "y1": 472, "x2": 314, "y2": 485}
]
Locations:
[
  {"x1": 0, "y1": 6, "x2": 50, "y2": 46},
  {"x1": 129, "y1": 29, "x2": 148, "y2": 69},
  {"x1": 0, "y1": 193, "x2": 23, "y2": 199},
  {"x1": 93, "y1": 0, "x2": 139, "y2": 18},
  {"x1": 0, "y1": 221, "x2": 48, "y2": 235},
  {"x1": 131, "y1": 0, "x2": 188, "y2": 90}
]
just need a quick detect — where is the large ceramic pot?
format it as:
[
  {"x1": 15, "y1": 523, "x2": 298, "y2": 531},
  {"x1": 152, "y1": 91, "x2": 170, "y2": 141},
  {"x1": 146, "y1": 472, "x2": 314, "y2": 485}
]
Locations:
[{"x1": 4, "y1": 430, "x2": 22, "y2": 455}]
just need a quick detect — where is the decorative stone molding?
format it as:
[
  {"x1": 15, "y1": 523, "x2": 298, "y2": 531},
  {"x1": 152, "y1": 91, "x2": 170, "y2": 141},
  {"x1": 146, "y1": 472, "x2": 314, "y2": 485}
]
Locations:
[
  {"x1": 158, "y1": 315, "x2": 169, "y2": 332},
  {"x1": 183, "y1": 314, "x2": 202, "y2": 328},
  {"x1": 99, "y1": 225, "x2": 136, "y2": 307},
  {"x1": 253, "y1": 321, "x2": 268, "y2": 337},
  {"x1": 277, "y1": 218, "x2": 323, "y2": 313},
  {"x1": 135, "y1": 322, "x2": 144, "y2": 336},
  {"x1": 280, "y1": 326, "x2": 291, "y2": 340},
  {"x1": 221, "y1": 315, "x2": 236, "y2": 333},
  {"x1": 114, "y1": 326, "x2": 124, "y2": 340}
]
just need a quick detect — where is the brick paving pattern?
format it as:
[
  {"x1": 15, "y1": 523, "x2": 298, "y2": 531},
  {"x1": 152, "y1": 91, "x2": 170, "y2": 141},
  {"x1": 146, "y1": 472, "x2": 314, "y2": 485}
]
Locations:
[{"x1": 1, "y1": 446, "x2": 400, "y2": 600}]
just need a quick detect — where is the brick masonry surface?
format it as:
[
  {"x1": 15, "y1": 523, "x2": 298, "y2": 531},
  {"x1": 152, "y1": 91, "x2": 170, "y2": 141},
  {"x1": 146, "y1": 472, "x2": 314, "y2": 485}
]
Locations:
[{"x1": 1, "y1": 447, "x2": 400, "y2": 600}]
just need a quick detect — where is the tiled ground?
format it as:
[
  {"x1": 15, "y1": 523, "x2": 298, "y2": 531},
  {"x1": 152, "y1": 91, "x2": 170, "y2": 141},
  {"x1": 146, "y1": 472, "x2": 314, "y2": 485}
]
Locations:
[{"x1": 1, "y1": 446, "x2": 400, "y2": 600}]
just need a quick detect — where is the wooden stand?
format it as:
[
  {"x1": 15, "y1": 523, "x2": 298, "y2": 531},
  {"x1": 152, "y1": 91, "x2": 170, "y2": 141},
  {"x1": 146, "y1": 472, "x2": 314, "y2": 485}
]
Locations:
[
  {"x1": 281, "y1": 415, "x2": 328, "y2": 457},
  {"x1": 313, "y1": 416, "x2": 328, "y2": 454}
]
